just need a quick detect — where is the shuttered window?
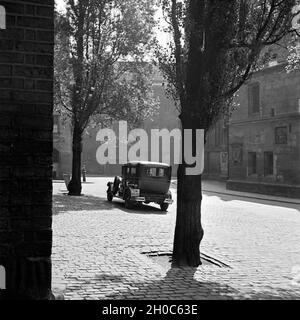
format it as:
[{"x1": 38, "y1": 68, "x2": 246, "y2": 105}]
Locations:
[
  {"x1": 264, "y1": 152, "x2": 274, "y2": 176},
  {"x1": 248, "y1": 152, "x2": 257, "y2": 175}
]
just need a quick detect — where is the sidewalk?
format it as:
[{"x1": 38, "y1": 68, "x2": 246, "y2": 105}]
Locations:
[{"x1": 171, "y1": 179, "x2": 300, "y2": 205}]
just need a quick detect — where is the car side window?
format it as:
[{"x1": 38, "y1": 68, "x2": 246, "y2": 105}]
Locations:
[
  {"x1": 131, "y1": 167, "x2": 136, "y2": 175},
  {"x1": 158, "y1": 168, "x2": 165, "y2": 177},
  {"x1": 145, "y1": 168, "x2": 156, "y2": 177}
]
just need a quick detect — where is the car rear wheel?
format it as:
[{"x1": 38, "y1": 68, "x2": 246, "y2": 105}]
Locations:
[
  {"x1": 107, "y1": 192, "x2": 113, "y2": 202},
  {"x1": 160, "y1": 203, "x2": 169, "y2": 212}
]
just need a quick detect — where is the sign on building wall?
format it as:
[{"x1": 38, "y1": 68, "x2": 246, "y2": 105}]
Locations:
[
  {"x1": 232, "y1": 144, "x2": 243, "y2": 164},
  {"x1": 0, "y1": 5, "x2": 6, "y2": 29}
]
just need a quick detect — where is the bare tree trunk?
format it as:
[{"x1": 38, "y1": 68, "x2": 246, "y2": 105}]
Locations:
[
  {"x1": 68, "y1": 122, "x2": 82, "y2": 196},
  {"x1": 173, "y1": 120, "x2": 204, "y2": 267}
]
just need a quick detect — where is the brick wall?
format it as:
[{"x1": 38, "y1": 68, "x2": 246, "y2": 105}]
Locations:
[{"x1": 0, "y1": 0, "x2": 54, "y2": 299}]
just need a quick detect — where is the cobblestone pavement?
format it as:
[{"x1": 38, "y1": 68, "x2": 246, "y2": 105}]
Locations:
[{"x1": 52, "y1": 178, "x2": 300, "y2": 300}]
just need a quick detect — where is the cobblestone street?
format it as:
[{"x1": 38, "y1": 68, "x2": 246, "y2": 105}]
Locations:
[{"x1": 52, "y1": 178, "x2": 300, "y2": 300}]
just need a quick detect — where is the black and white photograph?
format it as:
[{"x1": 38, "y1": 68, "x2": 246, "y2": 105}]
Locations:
[{"x1": 0, "y1": 0, "x2": 300, "y2": 310}]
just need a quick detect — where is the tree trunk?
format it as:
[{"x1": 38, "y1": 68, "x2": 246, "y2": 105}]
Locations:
[
  {"x1": 68, "y1": 123, "x2": 82, "y2": 196},
  {"x1": 172, "y1": 117, "x2": 204, "y2": 267},
  {"x1": 173, "y1": 166, "x2": 203, "y2": 267}
]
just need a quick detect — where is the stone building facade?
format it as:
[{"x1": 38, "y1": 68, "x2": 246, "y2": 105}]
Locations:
[
  {"x1": 0, "y1": 0, "x2": 54, "y2": 298},
  {"x1": 203, "y1": 116, "x2": 229, "y2": 180},
  {"x1": 204, "y1": 63, "x2": 300, "y2": 198},
  {"x1": 227, "y1": 63, "x2": 300, "y2": 198},
  {"x1": 142, "y1": 69, "x2": 180, "y2": 176}
]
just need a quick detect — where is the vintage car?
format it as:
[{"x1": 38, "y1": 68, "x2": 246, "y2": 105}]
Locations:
[{"x1": 106, "y1": 161, "x2": 173, "y2": 211}]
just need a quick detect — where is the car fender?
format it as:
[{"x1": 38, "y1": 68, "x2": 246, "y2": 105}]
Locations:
[{"x1": 107, "y1": 182, "x2": 113, "y2": 193}]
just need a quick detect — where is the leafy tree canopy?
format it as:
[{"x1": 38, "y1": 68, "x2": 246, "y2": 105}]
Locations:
[{"x1": 55, "y1": 0, "x2": 159, "y2": 132}]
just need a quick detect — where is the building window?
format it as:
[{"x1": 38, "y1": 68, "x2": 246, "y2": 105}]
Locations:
[
  {"x1": 248, "y1": 152, "x2": 257, "y2": 175},
  {"x1": 275, "y1": 126, "x2": 287, "y2": 144},
  {"x1": 264, "y1": 152, "x2": 274, "y2": 176},
  {"x1": 248, "y1": 83, "x2": 260, "y2": 114}
]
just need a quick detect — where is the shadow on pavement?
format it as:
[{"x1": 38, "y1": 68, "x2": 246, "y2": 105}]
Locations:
[
  {"x1": 53, "y1": 180, "x2": 95, "y2": 184},
  {"x1": 95, "y1": 274, "x2": 125, "y2": 282},
  {"x1": 203, "y1": 191, "x2": 300, "y2": 212},
  {"x1": 84, "y1": 267, "x2": 300, "y2": 300},
  {"x1": 53, "y1": 194, "x2": 113, "y2": 214},
  {"x1": 112, "y1": 201, "x2": 167, "y2": 215},
  {"x1": 247, "y1": 287, "x2": 300, "y2": 300},
  {"x1": 53, "y1": 194, "x2": 168, "y2": 216},
  {"x1": 103, "y1": 267, "x2": 240, "y2": 300}
]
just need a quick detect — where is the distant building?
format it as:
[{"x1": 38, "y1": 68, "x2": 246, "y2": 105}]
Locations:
[
  {"x1": 142, "y1": 68, "x2": 180, "y2": 176},
  {"x1": 80, "y1": 67, "x2": 180, "y2": 177},
  {"x1": 53, "y1": 62, "x2": 300, "y2": 198},
  {"x1": 53, "y1": 67, "x2": 179, "y2": 178}
]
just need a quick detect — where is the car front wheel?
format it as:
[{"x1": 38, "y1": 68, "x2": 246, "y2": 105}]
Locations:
[{"x1": 107, "y1": 192, "x2": 113, "y2": 202}]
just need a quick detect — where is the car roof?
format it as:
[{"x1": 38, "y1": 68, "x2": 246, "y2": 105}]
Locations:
[{"x1": 124, "y1": 161, "x2": 170, "y2": 168}]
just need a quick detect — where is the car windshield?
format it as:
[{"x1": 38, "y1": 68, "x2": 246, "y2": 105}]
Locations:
[{"x1": 145, "y1": 167, "x2": 167, "y2": 177}]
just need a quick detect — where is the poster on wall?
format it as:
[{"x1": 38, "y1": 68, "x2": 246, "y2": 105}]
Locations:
[{"x1": 232, "y1": 144, "x2": 243, "y2": 164}]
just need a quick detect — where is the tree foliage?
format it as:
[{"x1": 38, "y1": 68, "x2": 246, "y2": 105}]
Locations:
[
  {"x1": 55, "y1": 0, "x2": 159, "y2": 132},
  {"x1": 157, "y1": 0, "x2": 300, "y2": 128},
  {"x1": 54, "y1": 0, "x2": 159, "y2": 195}
]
